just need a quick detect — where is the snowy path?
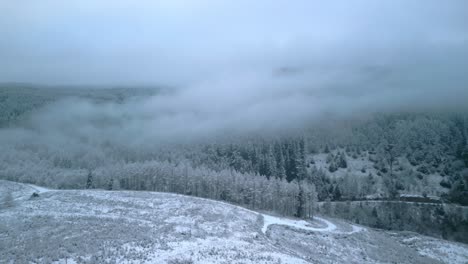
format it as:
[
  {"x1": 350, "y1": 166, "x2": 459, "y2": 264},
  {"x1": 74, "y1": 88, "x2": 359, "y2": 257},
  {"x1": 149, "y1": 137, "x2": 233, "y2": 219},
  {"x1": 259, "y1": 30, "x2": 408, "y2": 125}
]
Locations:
[
  {"x1": 261, "y1": 213, "x2": 365, "y2": 235},
  {"x1": 171, "y1": 191, "x2": 367, "y2": 236},
  {"x1": 7, "y1": 182, "x2": 365, "y2": 236},
  {"x1": 27, "y1": 184, "x2": 52, "y2": 193},
  {"x1": 8, "y1": 184, "x2": 54, "y2": 204}
]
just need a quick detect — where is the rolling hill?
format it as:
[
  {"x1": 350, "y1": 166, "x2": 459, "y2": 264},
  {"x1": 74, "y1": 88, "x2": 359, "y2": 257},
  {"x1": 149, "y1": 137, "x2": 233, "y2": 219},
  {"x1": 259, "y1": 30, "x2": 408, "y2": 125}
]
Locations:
[{"x1": 1, "y1": 180, "x2": 467, "y2": 264}]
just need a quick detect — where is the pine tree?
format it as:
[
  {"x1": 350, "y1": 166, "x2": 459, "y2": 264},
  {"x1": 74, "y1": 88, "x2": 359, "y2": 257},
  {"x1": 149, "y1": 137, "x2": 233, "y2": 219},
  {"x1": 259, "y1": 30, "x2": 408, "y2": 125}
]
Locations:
[
  {"x1": 306, "y1": 183, "x2": 318, "y2": 218},
  {"x1": 363, "y1": 173, "x2": 375, "y2": 196},
  {"x1": 462, "y1": 145, "x2": 468, "y2": 167},
  {"x1": 372, "y1": 207, "x2": 382, "y2": 228},
  {"x1": 107, "y1": 178, "x2": 114, "y2": 190},
  {"x1": 333, "y1": 185, "x2": 342, "y2": 200},
  {"x1": 296, "y1": 182, "x2": 306, "y2": 218},
  {"x1": 277, "y1": 151, "x2": 287, "y2": 180},
  {"x1": 265, "y1": 145, "x2": 277, "y2": 178},
  {"x1": 286, "y1": 141, "x2": 298, "y2": 182},
  {"x1": 86, "y1": 171, "x2": 93, "y2": 189},
  {"x1": 328, "y1": 161, "x2": 338, "y2": 173},
  {"x1": 448, "y1": 175, "x2": 468, "y2": 205},
  {"x1": 338, "y1": 152, "x2": 347, "y2": 168},
  {"x1": 296, "y1": 138, "x2": 308, "y2": 181},
  {"x1": 384, "y1": 143, "x2": 397, "y2": 177}
]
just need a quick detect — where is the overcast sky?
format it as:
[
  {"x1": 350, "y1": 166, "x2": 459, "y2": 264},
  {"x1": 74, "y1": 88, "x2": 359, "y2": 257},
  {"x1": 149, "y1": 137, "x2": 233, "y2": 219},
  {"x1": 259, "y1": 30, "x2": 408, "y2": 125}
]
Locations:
[
  {"x1": 1, "y1": 1, "x2": 468, "y2": 139},
  {"x1": 0, "y1": 0, "x2": 468, "y2": 148},
  {"x1": 1, "y1": 0, "x2": 467, "y2": 85}
]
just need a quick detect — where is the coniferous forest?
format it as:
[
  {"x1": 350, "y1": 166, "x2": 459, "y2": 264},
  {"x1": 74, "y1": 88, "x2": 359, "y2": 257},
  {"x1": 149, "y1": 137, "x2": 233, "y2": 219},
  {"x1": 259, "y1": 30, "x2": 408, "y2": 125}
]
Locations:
[
  {"x1": 2, "y1": 2, "x2": 468, "y2": 262},
  {"x1": 1, "y1": 85, "x2": 467, "y2": 242}
]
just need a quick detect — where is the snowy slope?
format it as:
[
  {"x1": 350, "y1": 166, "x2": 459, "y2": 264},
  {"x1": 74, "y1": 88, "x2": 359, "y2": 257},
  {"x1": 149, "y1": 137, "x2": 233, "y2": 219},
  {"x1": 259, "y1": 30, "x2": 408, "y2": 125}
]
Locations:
[
  {"x1": 0, "y1": 180, "x2": 467, "y2": 264},
  {"x1": 261, "y1": 214, "x2": 365, "y2": 234},
  {"x1": 310, "y1": 150, "x2": 451, "y2": 198}
]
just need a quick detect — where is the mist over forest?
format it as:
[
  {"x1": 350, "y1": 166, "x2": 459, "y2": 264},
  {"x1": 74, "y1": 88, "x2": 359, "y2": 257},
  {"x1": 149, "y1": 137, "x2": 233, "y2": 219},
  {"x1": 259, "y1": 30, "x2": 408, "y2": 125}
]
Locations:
[
  {"x1": 1, "y1": 84, "x2": 467, "y2": 242},
  {"x1": 1, "y1": 1, "x2": 468, "y2": 263}
]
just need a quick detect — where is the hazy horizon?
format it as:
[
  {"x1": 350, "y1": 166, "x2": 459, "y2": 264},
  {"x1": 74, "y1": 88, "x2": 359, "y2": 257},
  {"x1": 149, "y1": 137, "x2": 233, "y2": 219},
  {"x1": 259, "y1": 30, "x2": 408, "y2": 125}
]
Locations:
[
  {"x1": 1, "y1": 2, "x2": 468, "y2": 262},
  {"x1": 1, "y1": 0, "x2": 468, "y2": 142}
]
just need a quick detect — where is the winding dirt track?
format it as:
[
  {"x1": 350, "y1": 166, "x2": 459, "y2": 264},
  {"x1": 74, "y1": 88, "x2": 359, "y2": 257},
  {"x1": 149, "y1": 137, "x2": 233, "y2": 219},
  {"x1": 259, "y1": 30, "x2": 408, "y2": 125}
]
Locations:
[
  {"x1": 261, "y1": 213, "x2": 366, "y2": 234},
  {"x1": 21, "y1": 183, "x2": 367, "y2": 236}
]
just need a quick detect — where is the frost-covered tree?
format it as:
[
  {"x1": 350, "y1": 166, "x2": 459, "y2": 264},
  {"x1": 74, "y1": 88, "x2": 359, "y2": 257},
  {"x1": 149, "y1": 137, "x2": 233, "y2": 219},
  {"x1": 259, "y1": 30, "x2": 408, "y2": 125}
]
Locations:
[
  {"x1": 107, "y1": 178, "x2": 114, "y2": 190},
  {"x1": 86, "y1": 171, "x2": 93, "y2": 189},
  {"x1": 337, "y1": 152, "x2": 347, "y2": 169}
]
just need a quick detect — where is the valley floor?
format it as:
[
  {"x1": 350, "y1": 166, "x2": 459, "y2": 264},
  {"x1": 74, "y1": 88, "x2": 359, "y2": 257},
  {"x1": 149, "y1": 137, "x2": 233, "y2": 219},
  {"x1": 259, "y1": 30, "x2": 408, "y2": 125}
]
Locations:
[{"x1": 0, "y1": 180, "x2": 467, "y2": 264}]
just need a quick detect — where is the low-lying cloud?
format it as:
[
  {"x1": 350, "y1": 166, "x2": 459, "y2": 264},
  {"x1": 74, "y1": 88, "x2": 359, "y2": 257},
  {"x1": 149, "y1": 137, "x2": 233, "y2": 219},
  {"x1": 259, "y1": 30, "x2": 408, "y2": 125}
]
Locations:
[{"x1": 1, "y1": 0, "x2": 468, "y2": 147}]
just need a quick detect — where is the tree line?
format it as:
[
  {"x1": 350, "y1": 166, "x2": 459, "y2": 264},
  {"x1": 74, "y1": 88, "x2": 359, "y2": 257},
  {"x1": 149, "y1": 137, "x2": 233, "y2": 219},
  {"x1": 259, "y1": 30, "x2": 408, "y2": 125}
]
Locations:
[{"x1": 88, "y1": 160, "x2": 317, "y2": 218}]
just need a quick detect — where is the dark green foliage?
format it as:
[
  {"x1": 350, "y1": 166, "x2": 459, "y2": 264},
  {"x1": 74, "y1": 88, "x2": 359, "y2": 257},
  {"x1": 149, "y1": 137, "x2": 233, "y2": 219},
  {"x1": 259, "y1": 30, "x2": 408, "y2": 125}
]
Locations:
[
  {"x1": 395, "y1": 181, "x2": 405, "y2": 191},
  {"x1": 333, "y1": 185, "x2": 342, "y2": 200},
  {"x1": 2, "y1": 87, "x2": 468, "y2": 223},
  {"x1": 86, "y1": 171, "x2": 93, "y2": 189},
  {"x1": 0, "y1": 84, "x2": 159, "y2": 128},
  {"x1": 439, "y1": 179, "x2": 452, "y2": 189},
  {"x1": 383, "y1": 177, "x2": 399, "y2": 199},
  {"x1": 417, "y1": 165, "x2": 429, "y2": 174},
  {"x1": 463, "y1": 146, "x2": 468, "y2": 167},
  {"x1": 193, "y1": 138, "x2": 309, "y2": 183},
  {"x1": 318, "y1": 201, "x2": 468, "y2": 244},
  {"x1": 325, "y1": 152, "x2": 347, "y2": 172},
  {"x1": 310, "y1": 167, "x2": 331, "y2": 201},
  {"x1": 296, "y1": 183, "x2": 306, "y2": 218},
  {"x1": 338, "y1": 152, "x2": 347, "y2": 168},
  {"x1": 107, "y1": 178, "x2": 114, "y2": 190},
  {"x1": 380, "y1": 167, "x2": 388, "y2": 174},
  {"x1": 448, "y1": 173, "x2": 468, "y2": 205}
]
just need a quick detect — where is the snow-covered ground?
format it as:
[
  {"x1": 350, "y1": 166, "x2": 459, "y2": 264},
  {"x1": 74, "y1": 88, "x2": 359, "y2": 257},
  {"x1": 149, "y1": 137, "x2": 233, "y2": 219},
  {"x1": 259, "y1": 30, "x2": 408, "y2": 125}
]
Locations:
[
  {"x1": 312, "y1": 152, "x2": 378, "y2": 179},
  {"x1": 27, "y1": 183, "x2": 52, "y2": 193},
  {"x1": 261, "y1": 213, "x2": 365, "y2": 235},
  {"x1": 310, "y1": 151, "x2": 449, "y2": 197},
  {"x1": 0, "y1": 180, "x2": 466, "y2": 264}
]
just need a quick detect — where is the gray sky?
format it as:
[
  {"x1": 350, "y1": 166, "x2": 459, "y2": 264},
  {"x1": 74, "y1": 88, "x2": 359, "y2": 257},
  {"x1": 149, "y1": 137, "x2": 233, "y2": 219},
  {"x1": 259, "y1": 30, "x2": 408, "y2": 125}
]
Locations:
[
  {"x1": 1, "y1": 0, "x2": 468, "y2": 143},
  {"x1": 0, "y1": 0, "x2": 468, "y2": 157},
  {"x1": 1, "y1": 0, "x2": 467, "y2": 86}
]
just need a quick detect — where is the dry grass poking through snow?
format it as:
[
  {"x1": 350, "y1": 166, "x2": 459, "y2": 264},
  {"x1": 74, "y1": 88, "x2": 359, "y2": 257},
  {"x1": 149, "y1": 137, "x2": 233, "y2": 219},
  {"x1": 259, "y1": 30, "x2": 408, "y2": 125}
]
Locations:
[{"x1": 0, "y1": 180, "x2": 467, "y2": 264}]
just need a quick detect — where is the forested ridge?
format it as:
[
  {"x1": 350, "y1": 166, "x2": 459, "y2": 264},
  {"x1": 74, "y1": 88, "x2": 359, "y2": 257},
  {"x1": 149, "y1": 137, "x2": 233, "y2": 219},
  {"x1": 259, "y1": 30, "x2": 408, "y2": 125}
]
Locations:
[{"x1": 1, "y1": 86, "x2": 467, "y2": 222}]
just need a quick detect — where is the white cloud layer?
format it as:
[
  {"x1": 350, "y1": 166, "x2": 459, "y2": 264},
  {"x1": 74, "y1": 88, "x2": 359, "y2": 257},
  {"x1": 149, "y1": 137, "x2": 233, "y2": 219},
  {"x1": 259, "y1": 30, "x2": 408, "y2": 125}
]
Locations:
[{"x1": 1, "y1": 0, "x2": 468, "y2": 143}]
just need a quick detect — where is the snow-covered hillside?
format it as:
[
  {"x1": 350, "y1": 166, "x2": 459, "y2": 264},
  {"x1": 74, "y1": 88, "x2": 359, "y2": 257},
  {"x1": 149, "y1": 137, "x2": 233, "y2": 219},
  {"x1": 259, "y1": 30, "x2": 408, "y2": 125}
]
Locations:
[
  {"x1": 309, "y1": 149, "x2": 454, "y2": 199},
  {"x1": 0, "y1": 180, "x2": 467, "y2": 264}
]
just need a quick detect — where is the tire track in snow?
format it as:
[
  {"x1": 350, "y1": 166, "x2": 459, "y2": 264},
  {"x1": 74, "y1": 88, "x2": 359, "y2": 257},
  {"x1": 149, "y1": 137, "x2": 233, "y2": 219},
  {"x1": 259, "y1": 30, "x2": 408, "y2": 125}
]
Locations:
[
  {"x1": 261, "y1": 214, "x2": 366, "y2": 235},
  {"x1": 9, "y1": 183, "x2": 366, "y2": 236},
  {"x1": 165, "y1": 191, "x2": 366, "y2": 235},
  {"x1": 27, "y1": 184, "x2": 52, "y2": 194}
]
